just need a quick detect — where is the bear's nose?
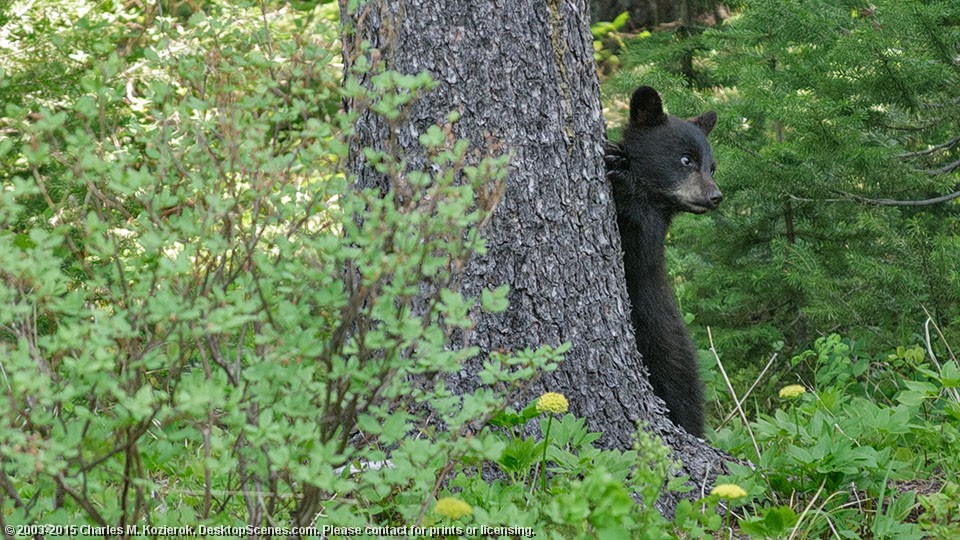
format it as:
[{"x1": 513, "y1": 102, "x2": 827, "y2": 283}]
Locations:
[{"x1": 708, "y1": 189, "x2": 724, "y2": 207}]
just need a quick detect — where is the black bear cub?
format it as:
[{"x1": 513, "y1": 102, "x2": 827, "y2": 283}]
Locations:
[{"x1": 605, "y1": 86, "x2": 722, "y2": 437}]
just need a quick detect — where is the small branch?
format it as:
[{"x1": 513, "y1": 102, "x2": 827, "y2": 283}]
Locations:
[
  {"x1": 719, "y1": 352, "x2": 778, "y2": 428},
  {"x1": 0, "y1": 470, "x2": 26, "y2": 509},
  {"x1": 920, "y1": 158, "x2": 960, "y2": 176},
  {"x1": 788, "y1": 480, "x2": 827, "y2": 540},
  {"x1": 897, "y1": 135, "x2": 960, "y2": 158},
  {"x1": 921, "y1": 307, "x2": 960, "y2": 404},
  {"x1": 54, "y1": 473, "x2": 108, "y2": 526},
  {"x1": 736, "y1": 138, "x2": 960, "y2": 206},
  {"x1": 707, "y1": 327, "x2": 762, "y2": 462},
  {"x1": 922, "y1": 96, "x2": 960, "y2": 109},
  {"x1": 833, "y1": 187, "x2": 960, "y2": 207},
  {"x1": 414, "y1": 460, "x2": 455, "y2": 528},
  {"x1": 786, "y1": 193, "x2": 847, "y2": 204}
]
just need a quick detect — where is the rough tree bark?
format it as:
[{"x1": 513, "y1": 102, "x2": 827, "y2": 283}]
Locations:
[{"x1": 339, "y1": 0, "x2": 729, "y2": 512}]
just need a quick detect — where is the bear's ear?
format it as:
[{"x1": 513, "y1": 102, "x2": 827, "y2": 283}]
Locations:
[
  {"x1": 629, "y1": 86, "x2": 667, "y2": 127},
  {"x1": 689, "y1": 111, "x2": 718, "y2": 136}
]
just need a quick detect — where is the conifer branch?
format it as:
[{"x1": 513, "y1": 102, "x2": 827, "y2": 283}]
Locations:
[
  {"x1": 921, "y1": 159, "x2": 960, "y2": 176},
  {"x1": 833, "y1": 187, "x2": 960, "y2": 207},
  {"x1": 740, "y1": 138, "x2": 960, "y2": 206},
  {"x1": 897, "y1": 135, "x2": 960, "y2": 158},
  {"x1": 788, "y1": 187, "x2": 960, "y2": 206}
]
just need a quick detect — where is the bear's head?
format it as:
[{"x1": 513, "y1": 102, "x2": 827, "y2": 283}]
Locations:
[{"x1": 613, "y1": 86, "x2": 722, "y2": 219}]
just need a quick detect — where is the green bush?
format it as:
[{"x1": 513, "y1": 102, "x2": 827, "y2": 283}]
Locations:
[
  {"x1": 713, "y1": 334, "x2": 960, "y2": 538},
  {"x1": 0, "y1": 2, "x2": 573, "y2": 531}
]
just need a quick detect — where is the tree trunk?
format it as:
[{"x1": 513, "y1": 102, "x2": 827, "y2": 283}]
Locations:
[{"x1": 340, "y1": 0, "x2": 728, "y2": 512}]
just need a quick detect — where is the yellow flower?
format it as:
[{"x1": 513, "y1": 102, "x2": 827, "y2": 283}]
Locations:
[
  {"x1": 710, "y1": 483, "x2": 748, "y2": 500},
  {"x1": 536, "y1": 392, "x2": 569, "y2": 414},
  {"x1": 433, "y1": 497, "x2": 473, "y2": 519},
  {"x1": 779, "y1": 384, "x2": 807, "y2": 399}
]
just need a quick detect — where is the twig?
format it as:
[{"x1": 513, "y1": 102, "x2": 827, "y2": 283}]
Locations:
[
  {"x1": 707, "y1": 327, "x2": 762, "y2": 462},
  {"x1": 734, "y1": 140, "x2": 960, "y2": 206},
  {"x1": 922, "y1": 308, "x2": 960, "y2": 403},
  {"x1": 413, "y1": 460, "x2": 455, "y2": 528},
  {"x1": 921, "y1": 159, "x2": 960, "y2": 175},
  {"x1": 833, "y1": 187, "x2": 960, "y2": 207},
  {"x1": 924, "y1": 317, "x2": 941, "y2": 370},
  {"x1": 897, "y1": 135, "x2": 960, "y2": 158},
  {"x1": 719, "y1": 352, "x2": 778, "y2": 428},
  {"x1": 54, "y1": 473, "x2": 108, "y2": 526},
  {"x1": 921, "y1": 307, "x2": 958, "y2": 364},
  {"x1": 788, "y1": 480, "x2": 827, "y2": 540}
]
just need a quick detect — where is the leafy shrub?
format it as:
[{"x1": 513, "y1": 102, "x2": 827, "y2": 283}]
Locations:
[
  {"x1": 712, "y1": 334, "x2": 960, "y2": 538},
  {"x1": 0, "y1": 2, "x2": 573, "y2": 531}
]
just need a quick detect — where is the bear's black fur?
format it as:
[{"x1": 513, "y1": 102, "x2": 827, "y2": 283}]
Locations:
[{"x1": 605, "y1": 86, "x2": 722, "y2": 437}]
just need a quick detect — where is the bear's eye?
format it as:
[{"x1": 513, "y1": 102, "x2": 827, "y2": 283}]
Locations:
[{"x1": 680, "y1": 155, "x2": 695, "y2": 167}]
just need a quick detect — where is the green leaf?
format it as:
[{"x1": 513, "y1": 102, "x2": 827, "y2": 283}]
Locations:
[
  {"x1": 939, "y1": 361, "x2": 960, "y2": 388},
  {"x1": 498, "y1": 437, "x2": 538, "y2": 475},
  {"x1": 611, "y1": 11, "x2": 630, "y2": 29},
  {"x1": 418, "y1": 124, "x2": 446, "y2": 148},
  {"x1": 356, "y1": 414, "x2": 383, "y2": 435},
  {"x1": 0, "y1": 137, "x2": 14, "y2": 158},
  {"x1": 489, "y1": 409, "x2": 524, "y2": 428},
  {"x1": 673, "y1": 499, "x2": 693, "y2": 525},
  {"x1": 481, "y1": 284, "x2": 510, "y2": 313},
  {"x1": 380, "y1": 411, "x2": 411, "y2": 444}
]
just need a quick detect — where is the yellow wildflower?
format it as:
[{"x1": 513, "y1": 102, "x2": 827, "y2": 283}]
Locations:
[
  {"x1": 536, "y1": 392, "x2": 569, "y2": 414},
  {"x1": 779, "y1": 384, "x2": 807, "y2": 399},
  {"x1": 434, "y1": 497, "x2": 473, "y2": 519},
  {"x1": 710, "y1": 483, "x2": 748, "y2": 500}
]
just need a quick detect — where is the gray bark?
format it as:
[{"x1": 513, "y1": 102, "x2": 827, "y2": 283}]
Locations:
[{"x1": 339, "y1": 0, "x2": 728, "y2": 513}]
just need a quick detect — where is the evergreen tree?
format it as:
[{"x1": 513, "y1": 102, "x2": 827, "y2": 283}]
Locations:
[{"x1": 611, "y1": 0, "x2": 960, "y2": 394}]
